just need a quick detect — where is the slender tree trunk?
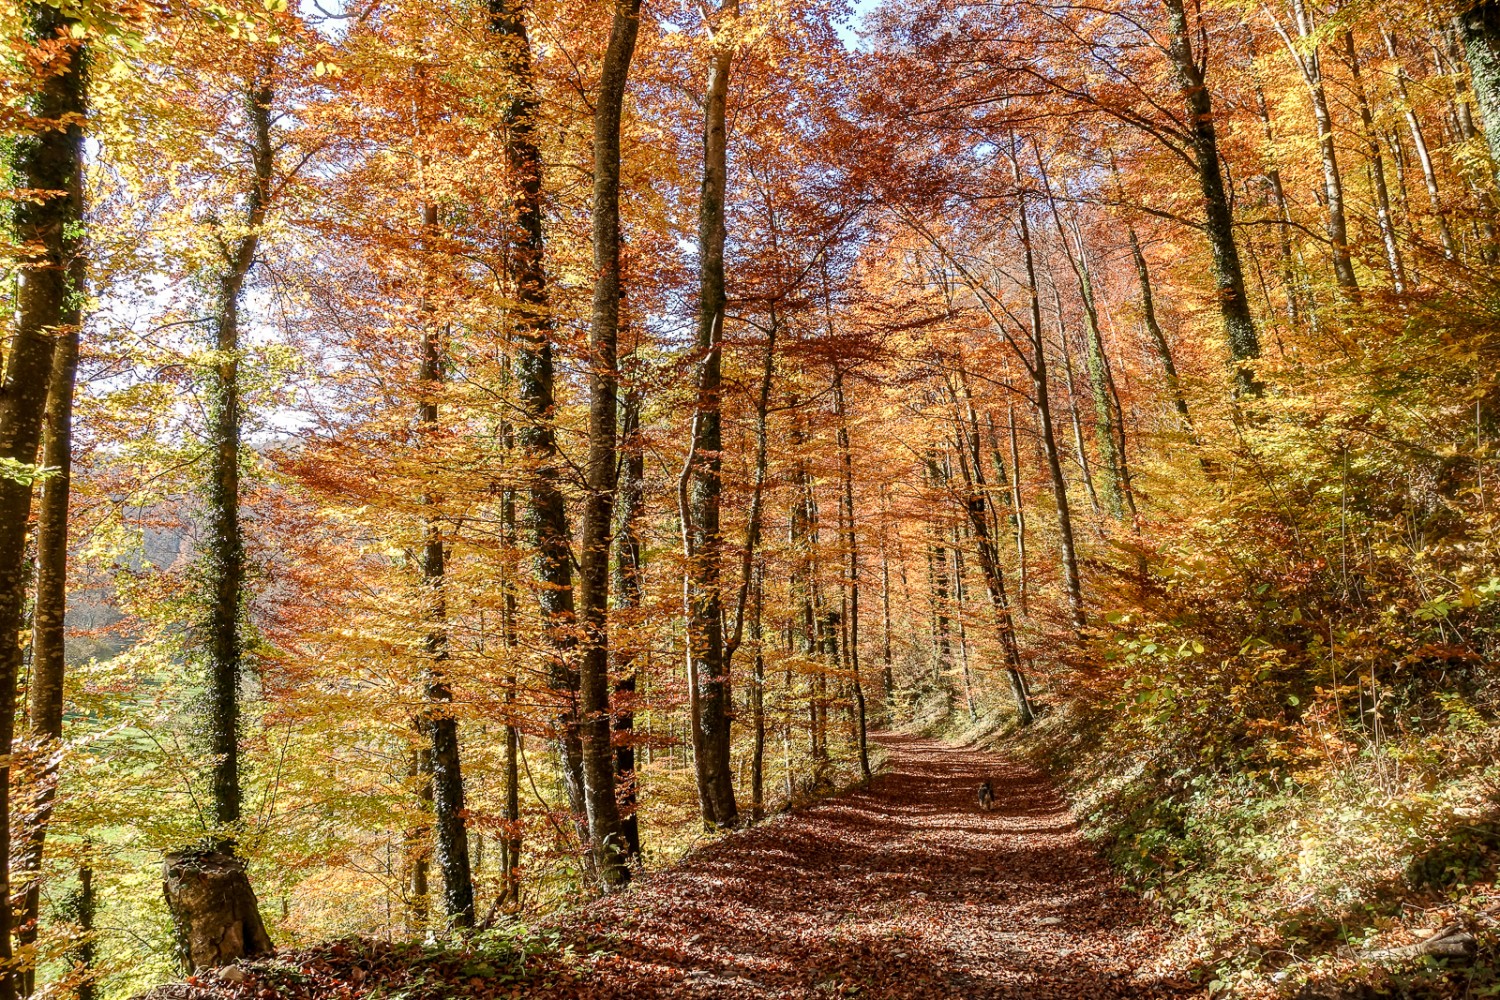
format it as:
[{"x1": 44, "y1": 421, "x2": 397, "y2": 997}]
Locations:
[
  {"x1": 879, "y1": 512, "x2": 896, "y2": 706},
  {"x1": 576, "y1": 0, "x2": 642, "y2": 888},
  {"x1": 833, "y1": 370, "x2": 871, "y2": 781},
  {"x1": 684, "y1": 1, "x2": 740, "y2": 830},
  {"x1": 18, "y1": 215, "x2": 83, "y2": 1000},
  {"x1": 416, "y1": 201, "x2": 476, "y2": 928},
  {"x1": 0, "y1": 13, "x2": 86, "y2": 994},
  {"x1": 948, "y1": 378, "x2": 1033, "y2": 722},
  {"x1": 1243, "y1": 70, "x2": 1304, "y2": 326},
  {"x1": 732, "y1": 308, "x2": 779, "y2": 818},
  {"x1": 1056, "y1": 310, "x2": 1102, "y2": 518},
  {"x1": 1006, "y1": 407, "x2": 1029, "y2": 614},
  {"x1": 489, "y1": 0, "x2": 587, "y2": 839},
  {"x1": 749, "y1": 563, "x2": 766, "y2": 820},
  {"x1": 950, "y1": 539, "x2": 978, "y2": 722},
  {"x1": 1384, "y1": 30, "x2": 1457, "y2": 257},
  {"x1": 1122, "y1": 227, "x2": 1191, "y2": 427},
  {"x1": 1040, "y1": 174, "x2": 1123, "y2": 518},
  {"x1": 161, "y1": 76, "x2": 276, "y2": 972},
  {"x1": 495, "y1": 429, "x2": 523, "y2": 909},
  {"x1": 1162, "y1": 0, "x2": 1262, "y2": 391},
  {"x1": 1274, "y1": 0, "x2": 1360, "y2": 294},
  {"x1": 1344, "y1": 31, "x2": 1407, "y2": 293},
  {"x1": 611, "y1": 387, "x2": 646, "y2": 860},
  {"x1": 1012, "y1": 153, "x2": 1086, "y2": 629},
  {"x1": 924, "y1": 453, "x2": 956, "y2": 695},
  {"x1": 404, "y1": 748, "x2": 432, "y2": 934}
]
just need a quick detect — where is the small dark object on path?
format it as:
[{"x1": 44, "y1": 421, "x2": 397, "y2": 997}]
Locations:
[{"x1": 978, "y1": 780, "x2": 995, "y2": 811}]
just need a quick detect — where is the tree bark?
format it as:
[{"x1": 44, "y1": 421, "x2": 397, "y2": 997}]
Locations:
[
  {"x1": 1458, "y1": 1, "x2": 1500, "y2": 166},
  {"x1": 488, "y1": 0, "x2": 588, "y2": 849},
  {"x1": 415, "y1": 200, "x2": 475, "y2": 928},
  {"x1": 577, "y1": 0, "x2": 642, "y2": 886},
  {"x1": 18, "y1": 183, "x2": 83, "y2": 1000},
  {"x1": 1274, "y1": 0, "x2": 1360, "y2": 295},
  {"x1": 0, "y1": 11, "x2": 86, "y2": 994},
  {"x1": 684, "y1": 0, "x2": 740, "y2": 831},
  {"x1": 1012, "y1": 152, "x2": 1086, "y2": 629},
  {"x1": 162, "y1": 851, "x2": 272, "y2": 972},
  {"x1": 1383, "y1": 29, "x2": 1457, "y2": 258},
  {"x1": 833, "y1": 370, "x2": 872, "y2": 780},
  {"x1": 1344, "y1": 31, "x2": 1406, "y2": 294},
  {"x1": 611, "y1": 387, "x2": 645, "y2": 860},
  {"x1": 1161, "y1": 0, "x2": 1263, "y2": 392},
  {"x1": 947, "y1": 377, "x2": 1033, "y2": 722}
]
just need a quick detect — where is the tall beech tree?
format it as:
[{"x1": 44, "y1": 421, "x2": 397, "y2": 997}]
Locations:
[
  {"x1": 1, "y1": 7, "x2": 87, "y2": 994},
  {"x1": 489, "y1": 0, "x2": 588, "y2": 828},
  {"x1": 683, "y1": 0, "x2": 741, "y2": 831},
  {"x1": 576, "y1": 0, "x2": 643, "y2": 886}
]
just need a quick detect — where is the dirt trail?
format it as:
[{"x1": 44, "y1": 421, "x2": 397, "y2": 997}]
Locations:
[{"x1": 557, "y1": 732, "x2": 1192, "y2": 999}]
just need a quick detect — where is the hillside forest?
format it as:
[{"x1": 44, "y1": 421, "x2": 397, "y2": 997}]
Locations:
[{"x1": 7, "y1": 0, "x2": 1500, "y2": 996}]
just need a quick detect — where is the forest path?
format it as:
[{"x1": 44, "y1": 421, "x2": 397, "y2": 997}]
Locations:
[{"x1": 554, "y1": 732, "x2": 1191, "y2": 999}]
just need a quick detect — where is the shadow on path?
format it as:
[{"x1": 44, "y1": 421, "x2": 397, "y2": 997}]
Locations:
[{"x1": 549, "y1": 732, "x2": 1194, "y2": 999}]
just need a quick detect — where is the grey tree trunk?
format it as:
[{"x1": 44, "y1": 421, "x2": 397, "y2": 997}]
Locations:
[
  {"x1": 947, "y1": 379, "x2": 1033, "y2": 723},
  {"x1": 415, "y1": 202, "x2": 475, "y2": 928},
  {"x1": 1383, "y1": 30, "x2": 1457, "y2": 258},
  {"x1": 1161, "y1": 0, "x2": 1262, "y2": 393},
  {"x1": 489, "y1": 0, "x2": 588, "y2": 843},
  {"x1": 1344, "y1": 32, "x2": 1406, "y2": 293},
  {"x1": 19, "y1": 168, "x2": 84, "y2": 1000},
  {"x1": 611, "y1": 387, "x2": 645, "y2": 860},
  {"x1": 832, "y1": 370, "x2": 872, "y2": 779},
  {"x1": 577, "y1": 0, "x2": 642, "y2": 886},
  {"x1": 684, "y1": 0, "x2": 740, "y2": 831},
  {"x1": 162, "y1": 77, "x2": 276, "y2": 969},
  {"x1": 1012, "y1": 154, "x2": 1086, "y2": 629},
  {"x1": 731, "y1": 309, "x2": 778, "y2": 817},
  {"x1": 1458, "y1": 1, "x2": 1500, "y2": 165},
  {"x1": 1269, "y1": 0, "x2": 1358, "y2": 293},
  {"x1": 0, "y1": 10, "x2": 86, "y2": 995}
]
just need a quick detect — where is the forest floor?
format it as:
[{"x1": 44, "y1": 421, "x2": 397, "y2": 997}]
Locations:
[{"x1": 144, "y1": 733, "x2": 1197, "y2": 1000}]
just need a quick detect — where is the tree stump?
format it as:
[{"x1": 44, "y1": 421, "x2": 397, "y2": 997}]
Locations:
[{"x1": 162, "y1": 850, "x2": 273, "y2": 971}]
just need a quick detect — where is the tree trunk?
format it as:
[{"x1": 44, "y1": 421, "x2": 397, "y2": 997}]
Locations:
[
  {"x1": 1161, "y1": 0, "x2": 1263, "y2": 392},
  {"x1": 173, "y1": 75, "x2": 276, "y2": 968},
  {"x1": 1056, "y1": 311, "x2": 1102, "y2": 518},
  {"x1": 749, "y1": 563, "x2": 766, "y2": 820},
  {"x1": 62, "y1": 860, "x2": 95, "y2": 1000},
  {"x1": 611, "y1": 387, "x2": 645, "y2": 860},
  {"x1": 1344, "y1": 31, "x2": 1406, "y2": 293},
  {"x1": 1012, "y1": 152, "x2": 1086, "y2": 629},
  {"x1": 4, "y1": 17, "x2": 86, "y2": 986},
  {"x1": 1005, "y1": 408, "x2": 1028, "y2": 615},
  {"x1": 415, "y1": 204, "x2": 475, "y2": 926},
  {"x1": 1040, "y1": 178, "x2": 1123, "y2": 518},
  {"x1": 947, "y1": 378, "x2": 1033, "y2": 723},
  {"x1": 1458, "y1": 1, "x2": 1500, "y2": 166},
  {"x1": 403, "y1": 749, "x2": 432, "y2": 934},
  {"x1": 732, "y1": 307, "x2": 779, "y2": 818},
  {"x1": 577, "y1": 0, "x2": 642, "y2": 886},
  {"x1": 684, "y1": 1, "x2": 740, "y2": 831},
  {"x1": 1126, "y1": 226, "x2": 1192, "y2": 427},
  {"x1": 162, "y1": 851, "x2": 272, "y2": 972},
  {"x1": 833, "y1": 370, "x2": 872, "y2": 781},
  {"x1": 488, "y1": 0, "x2": 588, "y2": 854},
  {"x1": 499, "y1": 441, "x2": 523, "y2": 909},
  {"x1": 18, "y1": 225, "x2": 83, "y2": 999},
  {"x1": 1273, "y1": 0, "x2": 1359, "y2": 294},
  {"x1": 1383, "y1": 30, "x2": 1457, "y2": 258}
]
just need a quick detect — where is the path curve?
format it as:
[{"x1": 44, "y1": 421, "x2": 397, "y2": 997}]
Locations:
[{"x1": 560, "y1": 732, "x2": 1191, "y2": 999}]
